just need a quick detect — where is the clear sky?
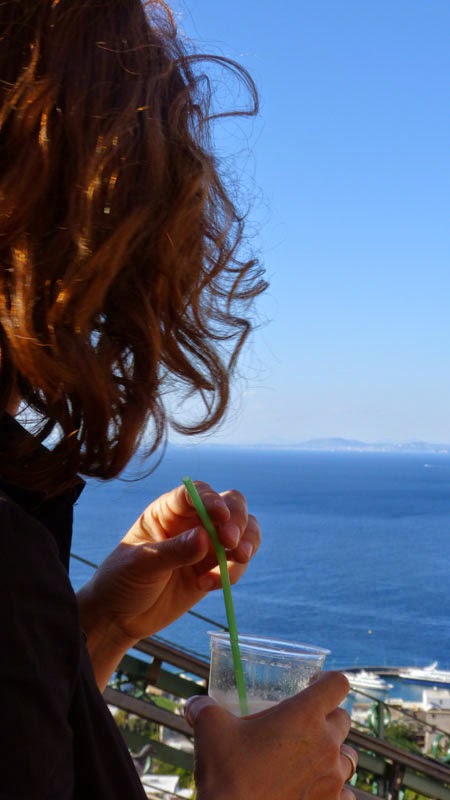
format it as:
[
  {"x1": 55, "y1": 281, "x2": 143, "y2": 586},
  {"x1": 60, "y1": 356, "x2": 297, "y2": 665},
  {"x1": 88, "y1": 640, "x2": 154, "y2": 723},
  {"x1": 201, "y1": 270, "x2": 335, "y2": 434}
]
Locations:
[{"x1": 169, "y1": 0, "x2": 450, "y2": 446}]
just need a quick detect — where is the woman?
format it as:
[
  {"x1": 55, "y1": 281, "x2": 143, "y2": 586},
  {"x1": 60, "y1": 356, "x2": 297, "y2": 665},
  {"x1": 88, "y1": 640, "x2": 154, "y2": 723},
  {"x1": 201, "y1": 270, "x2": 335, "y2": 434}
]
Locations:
[{"x1": 0, "y1": 1, "x2": 358, "y2": 797}]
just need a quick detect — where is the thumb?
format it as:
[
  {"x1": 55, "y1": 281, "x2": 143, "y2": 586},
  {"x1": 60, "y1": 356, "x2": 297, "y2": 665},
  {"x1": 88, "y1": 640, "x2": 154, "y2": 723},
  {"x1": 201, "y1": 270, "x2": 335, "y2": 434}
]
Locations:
[
  {"x1": 147, "y1": 527, "x2": 209, "y2": 572},
  {"x1": 184, "y1": 695, "x2": 224, "y2": 728}
]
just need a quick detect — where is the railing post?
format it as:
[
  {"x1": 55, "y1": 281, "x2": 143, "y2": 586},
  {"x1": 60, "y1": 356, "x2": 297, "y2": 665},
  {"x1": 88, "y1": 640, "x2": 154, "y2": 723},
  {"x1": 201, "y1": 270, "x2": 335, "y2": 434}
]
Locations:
[
  {"x1": 377, "y1": 773, "x2": 387, "y2": 797},
  {"x1": 377, "y1": 700, "x2": 385, "y2": 740},
  {"x1": 387, "y1": 762, "x2": 405, "y2": 800}
]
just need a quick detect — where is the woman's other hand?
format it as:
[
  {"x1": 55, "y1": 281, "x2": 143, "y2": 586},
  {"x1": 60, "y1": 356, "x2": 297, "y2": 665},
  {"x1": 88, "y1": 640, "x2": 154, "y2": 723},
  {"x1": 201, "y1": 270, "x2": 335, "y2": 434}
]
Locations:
[{"x1": 186, "y1": 671, "x2": 358, "y2": 800}]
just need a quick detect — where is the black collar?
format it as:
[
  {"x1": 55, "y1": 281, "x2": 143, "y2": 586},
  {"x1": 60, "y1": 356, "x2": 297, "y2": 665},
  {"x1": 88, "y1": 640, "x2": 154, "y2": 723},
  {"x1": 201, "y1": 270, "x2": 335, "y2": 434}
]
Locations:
[{"x1": 0, "y1": 414, "x2": 85, "y2": 569}]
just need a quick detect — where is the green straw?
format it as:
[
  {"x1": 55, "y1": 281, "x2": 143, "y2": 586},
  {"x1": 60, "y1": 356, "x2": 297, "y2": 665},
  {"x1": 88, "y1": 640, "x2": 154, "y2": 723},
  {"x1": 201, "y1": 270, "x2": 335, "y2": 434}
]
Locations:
[{"x1": 183, "y1": 477, "x2": 248, "y2": 715}]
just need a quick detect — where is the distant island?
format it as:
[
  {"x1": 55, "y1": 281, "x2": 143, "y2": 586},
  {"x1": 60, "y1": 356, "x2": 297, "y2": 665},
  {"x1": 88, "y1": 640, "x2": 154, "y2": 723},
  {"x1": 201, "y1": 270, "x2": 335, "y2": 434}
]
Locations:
[
  {"x1": 169, "y1": 437, "x2": 450, "y2": 454},
  {"x1": 260, "y1": 437, "x2": 450, "y2": 454}
]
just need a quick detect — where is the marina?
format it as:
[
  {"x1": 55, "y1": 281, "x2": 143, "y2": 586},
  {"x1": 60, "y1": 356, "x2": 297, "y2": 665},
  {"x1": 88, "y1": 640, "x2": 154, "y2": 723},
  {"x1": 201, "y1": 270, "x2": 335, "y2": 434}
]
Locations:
[
  {"x1": 344, "y1": 670, "x2": 394, "y2": 692},
  {"x1": 344, "y1": 665, "x2": 450, "y2": 701},
  {"x1": 342, "y1": 664, "x2": 450, "y2": 769},
  {"x1": 399, "y1": 663, "x2": 450, "y2": 686}
]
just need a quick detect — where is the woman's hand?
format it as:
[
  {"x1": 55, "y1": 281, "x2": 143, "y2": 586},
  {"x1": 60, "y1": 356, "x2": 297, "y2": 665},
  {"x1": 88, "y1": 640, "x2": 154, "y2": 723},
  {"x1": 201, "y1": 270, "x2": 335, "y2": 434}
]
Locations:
[
  {"x1": 186, "y1": 671, "x2": 358, "y2": 800},
  {"x1": 77, "y1": 481, "x2": 260, "y2": 688}
]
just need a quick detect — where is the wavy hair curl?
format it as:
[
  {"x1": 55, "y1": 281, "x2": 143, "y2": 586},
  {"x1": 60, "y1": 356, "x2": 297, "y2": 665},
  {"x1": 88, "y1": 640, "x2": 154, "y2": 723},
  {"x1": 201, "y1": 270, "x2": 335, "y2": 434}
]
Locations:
[{"x1": 0, "y1": 0, "x2": 266, "y2": 493}]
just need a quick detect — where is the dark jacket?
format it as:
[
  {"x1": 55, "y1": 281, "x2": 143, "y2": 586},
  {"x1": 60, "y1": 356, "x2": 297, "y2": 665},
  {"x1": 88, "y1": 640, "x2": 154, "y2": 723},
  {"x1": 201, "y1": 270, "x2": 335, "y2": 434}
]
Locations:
[{"x1": 0, "y1": 416, "x2": 146, "y2": 799}]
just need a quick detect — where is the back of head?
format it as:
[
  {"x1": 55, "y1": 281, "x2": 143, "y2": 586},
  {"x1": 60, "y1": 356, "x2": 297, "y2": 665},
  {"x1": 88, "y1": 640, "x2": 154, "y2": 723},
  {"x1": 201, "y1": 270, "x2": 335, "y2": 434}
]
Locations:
[{"x1": 0, "y1": 0, "x2": 266, "y2": 493}]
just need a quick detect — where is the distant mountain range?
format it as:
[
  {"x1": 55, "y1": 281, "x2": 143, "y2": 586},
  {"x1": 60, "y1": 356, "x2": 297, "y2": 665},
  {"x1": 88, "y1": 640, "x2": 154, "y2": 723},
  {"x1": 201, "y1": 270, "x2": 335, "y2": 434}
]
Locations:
[
  {"x1": 279, "y1": 437, "x2": 450, "y2": 454},
  {"x1": 170, "y1": 436, "x2": 450, "y2": 454}
]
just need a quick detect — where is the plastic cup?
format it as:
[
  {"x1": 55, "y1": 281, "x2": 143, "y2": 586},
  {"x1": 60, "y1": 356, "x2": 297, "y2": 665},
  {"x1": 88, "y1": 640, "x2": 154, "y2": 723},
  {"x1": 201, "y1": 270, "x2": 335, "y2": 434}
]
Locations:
[{"x1": 208, "y1": 632, "x2": 330, "y2": 716}]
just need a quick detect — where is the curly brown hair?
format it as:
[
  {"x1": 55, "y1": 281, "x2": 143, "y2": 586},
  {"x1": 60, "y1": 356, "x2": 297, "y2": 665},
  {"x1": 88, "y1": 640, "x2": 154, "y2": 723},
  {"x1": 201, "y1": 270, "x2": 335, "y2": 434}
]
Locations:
[{"x1": 0, "y1": 0, "x2": 266, "y2": 493}]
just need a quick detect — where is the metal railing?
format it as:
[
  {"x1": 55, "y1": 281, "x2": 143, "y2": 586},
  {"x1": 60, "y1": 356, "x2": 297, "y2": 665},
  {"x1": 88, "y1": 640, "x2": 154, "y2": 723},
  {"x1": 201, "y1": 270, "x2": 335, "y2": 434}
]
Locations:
[
  {"x1": 73, "y1": 554, "x2": 450, "y2": 798},
  {"x1": 106, "y1": 635, "x2": 450, "y2": 800}
]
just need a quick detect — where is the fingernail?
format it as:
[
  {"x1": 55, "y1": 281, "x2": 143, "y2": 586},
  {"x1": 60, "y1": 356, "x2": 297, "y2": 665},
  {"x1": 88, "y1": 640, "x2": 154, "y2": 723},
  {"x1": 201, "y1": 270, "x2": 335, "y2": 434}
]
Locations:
[
  {"x1": 221, "y1": 522, "x2": 240, "y2": 548},
  {"x1": 240, "y1": 541, "x2": 253, "y2": 560},
  {"x1": 214, "y1": 499, "x2": 230, "y2": 517},
  {"x1": 186, "y1": 527, "x2": 200, "y2": 544}
]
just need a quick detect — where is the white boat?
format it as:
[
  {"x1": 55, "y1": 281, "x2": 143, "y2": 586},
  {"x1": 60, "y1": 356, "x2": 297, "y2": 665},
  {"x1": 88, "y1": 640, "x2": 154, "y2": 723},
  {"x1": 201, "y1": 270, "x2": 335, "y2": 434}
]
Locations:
[
  {"x1": 344, "y1": 670, "x2": 393, "y2": 691},
  {"x1": 398, "y1": 663, "x2": 450, "y2": 685}
]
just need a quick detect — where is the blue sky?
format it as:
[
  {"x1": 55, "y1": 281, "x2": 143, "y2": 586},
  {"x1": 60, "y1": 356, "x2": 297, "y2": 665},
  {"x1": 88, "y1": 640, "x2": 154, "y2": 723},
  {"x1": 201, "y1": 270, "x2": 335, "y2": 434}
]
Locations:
[{"x1": 169, "y1": 0, "x2": 450, "y2": 445}]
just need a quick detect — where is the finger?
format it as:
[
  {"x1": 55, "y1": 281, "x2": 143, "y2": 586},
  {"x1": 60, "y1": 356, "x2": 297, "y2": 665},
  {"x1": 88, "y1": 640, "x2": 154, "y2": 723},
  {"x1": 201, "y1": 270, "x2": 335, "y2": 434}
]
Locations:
[
  {"x1": 216, "y1": 519, "x2": 241, "y2": 549},
  {"x1": 148, "y1": 482, "x2": 232, "y2": 540},
  {"x1": 326, "y1": 706, "x2": 352, "y2": 741},
  {"x1": 183, "y1": 484, "x2": 250, "y2": 551},
  {"x1": 217, "y1": 489, "x2": 248, "y2": 546},
  {"x1": 137, "y1": 527, "x2": 210, "y2": 577},
  {"x1": 340, "y1": 789, "x2": 356, "y2": 800},
  {"x1": 339, "y1": 744, "x2": 358, "y2": 783},
  {"x1": 301, "y1": 671, "x2": 351, "y2": 712},
  {"x1": 227, "y1": 671, "x2": 349, "y2": 738},
  {"x1": 195, "y1": 557, "x2": 249, "y2": 592},
  {"x1": 184, "y1": 694, "x2": 232, "y2": 728},
  {"x1": 263, "y1": 671, "x2": 349, "y2": 728},
  {"x1": 227, "y1": 513, "x2": 261, "y2": 563},
  {"x1": 185, "y1": 481, "x2": 231, "y2": 523},
  {"x1": 137, "y1": 486, "x2": 204, "y2": 542},
  {"x1": 193, "y1": 517, "x2": 260, "y2": 590}
]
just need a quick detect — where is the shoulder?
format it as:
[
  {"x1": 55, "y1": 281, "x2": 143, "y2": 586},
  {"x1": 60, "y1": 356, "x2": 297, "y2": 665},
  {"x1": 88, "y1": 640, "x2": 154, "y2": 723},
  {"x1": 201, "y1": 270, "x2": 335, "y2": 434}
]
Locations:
[
  {"x1": 0, "y1": 489, "x2": 79, "y2": 640},
  {"x1": 0, "y1": 489, "x2": 62, "y2": 580}
]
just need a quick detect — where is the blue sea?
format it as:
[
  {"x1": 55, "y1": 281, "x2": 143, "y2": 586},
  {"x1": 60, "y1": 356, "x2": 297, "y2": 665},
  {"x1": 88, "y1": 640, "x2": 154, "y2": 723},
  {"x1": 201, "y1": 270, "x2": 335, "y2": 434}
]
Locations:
[{"x1": 70, "y1": 447, "x2": 450, "y2": 676}]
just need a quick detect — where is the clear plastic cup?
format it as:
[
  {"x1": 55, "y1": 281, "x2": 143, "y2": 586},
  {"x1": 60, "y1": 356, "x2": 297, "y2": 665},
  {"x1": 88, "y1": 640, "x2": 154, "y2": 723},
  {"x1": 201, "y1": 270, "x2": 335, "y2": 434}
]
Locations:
[{"x1": 208, "y1": 632, "x2": 330, "y2": 716}]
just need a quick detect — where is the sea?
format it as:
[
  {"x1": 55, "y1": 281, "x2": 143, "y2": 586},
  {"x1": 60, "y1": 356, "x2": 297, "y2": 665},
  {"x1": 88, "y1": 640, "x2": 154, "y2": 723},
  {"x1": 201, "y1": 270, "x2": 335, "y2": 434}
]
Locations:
[{"x1": 70, "y1": 447, "x2": 450, "y2": 689}]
